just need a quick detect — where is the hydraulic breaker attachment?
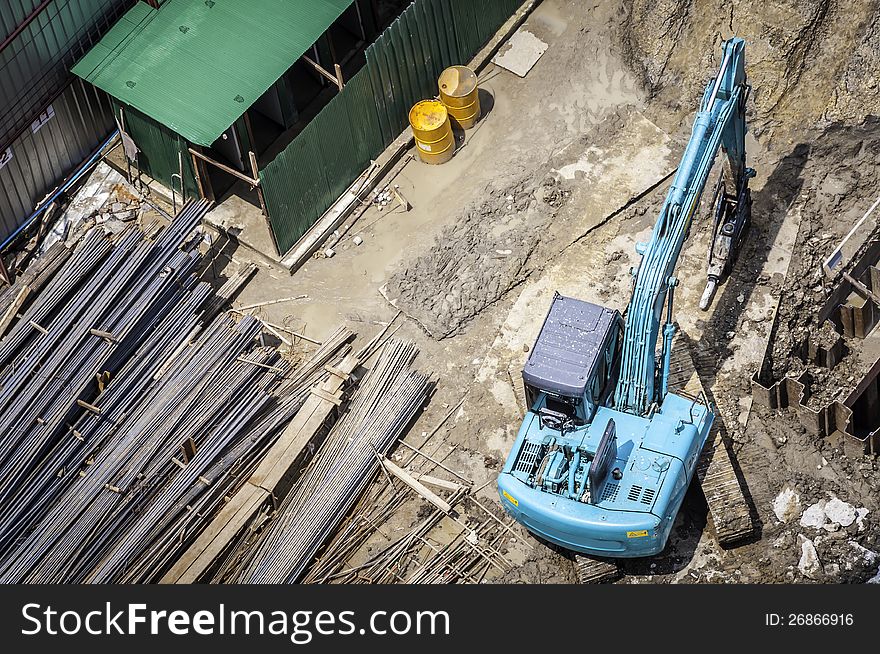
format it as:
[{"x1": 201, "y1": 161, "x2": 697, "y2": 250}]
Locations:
[{"x1": 700, "y1": 167, "x2": 755, "y2": 310}]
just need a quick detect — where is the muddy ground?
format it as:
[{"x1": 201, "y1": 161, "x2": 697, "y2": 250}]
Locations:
[{"x1": 201, "y1": 0, "x2": 880, "y2": 584}]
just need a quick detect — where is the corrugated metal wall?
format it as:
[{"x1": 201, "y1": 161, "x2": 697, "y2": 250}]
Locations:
[
  {"x1": 0, "y1": 0, "x2": 134, "y2": 244},
  {"x1": 112, "y1": 101, "x2": 199, "y2": 202},
  {"x1": 367, "y1": 0, "x2": 460, "y2": 145},
  {"x1": 0, "y1": 78, "x2": 115, "y2": 241},
  {"x1": 261, "y1": 0, "x2": 524, "y2": 253},
  {"x1": 259, "y1": 69, "x2": 384, "y2": 250},
  {"x1": 1, "y1": 0, "x2": 133, "y2": 152}
]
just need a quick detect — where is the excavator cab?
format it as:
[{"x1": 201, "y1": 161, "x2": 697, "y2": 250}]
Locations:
[
  {"x1": 499, "y1": 37, "x2": 744, "y2": 559},
  {"x1": 521, "y1": 293, "x2": 621, "y2": 426}
]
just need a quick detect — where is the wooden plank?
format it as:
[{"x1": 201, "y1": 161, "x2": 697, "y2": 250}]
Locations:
[
  {"x1": 310, "y1": 386, "x2": 342, "y2": 406},
  {"x1": 411, "y1": 473, "x2": 464, "y2": 492},
  {"x1": 29, "y1": 320, "x2": 47, "y2": 335},
  {"x1": 382, "y1": 457, "x2": 452, "y2": 514},
  {"x1": 0, "y1": 285, "x2": 29, "y2": 337},
  {"x1": 251, "y1": 354, "x2": 359, "y2": 488},
  {"x1": 161, "y1": 482, "x2": 268, "y2": 583},
  {"x1": 190, "y1": 151, "x2": 206, "y2": 200},
  {"x1": 188, "y1": 147, "x2": 259, "y2": 187},
  {"x1": 89, "y1": 328, "x2": 116, "y2": 342},
  {"x1": 77, "y1": 399, "x2": 101, "y2": 415},
  {"x1": 844, "y1": 272, "x2": 880, "y2": 306},
  {"x1": 302, "y1": 54, "x2": 342, "y2": 89},
  {"x1": 323, "y1": 364, "x2": 350, "y2": 380},
  {"x1": 163, "y1": 354, "x2": 360, "y2": 583}
]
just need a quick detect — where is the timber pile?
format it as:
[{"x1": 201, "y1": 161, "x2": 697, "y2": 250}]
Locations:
[
  {"x1": 224, "y1": 339, "x2": 433, "y2": 584},
  {"x1": 0, "y1": 199, "x2": 357, "y2": 582}
]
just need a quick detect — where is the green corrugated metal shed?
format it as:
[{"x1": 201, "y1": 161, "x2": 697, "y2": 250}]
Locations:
[{"x1": 71, "y1": 0, "x2": 352, "y2": 146}]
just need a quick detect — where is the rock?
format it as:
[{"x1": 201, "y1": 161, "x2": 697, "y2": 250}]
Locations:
[
  {"x1": 102, "y1": 219, "x2": 128, "y2": 234},
  {"x1": 772, "y1": 486, "x2": 801, "y2": 523},
  {"x1": 825, "y1": 497, "x2": 857, "y2": 527},
  {"x1": 798, "y1": 535, "x2": 822, "y2": 579},
  {"x1": 772, "y1": 532, "x2": 790, "y2": 548},
  {"x1": 800, "y1": 500, "x2": 828, "y2": 530},
  {"x1": 856, "y1": 507, "x2": 869, "y2": 532},
  {"x1": 849, "y1": 542, "x2": 878, "y2": 565}
]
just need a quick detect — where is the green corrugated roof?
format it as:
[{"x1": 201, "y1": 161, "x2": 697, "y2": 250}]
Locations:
[{"x1": 72, "y1": 0, "x2": 352, "y2": 146}]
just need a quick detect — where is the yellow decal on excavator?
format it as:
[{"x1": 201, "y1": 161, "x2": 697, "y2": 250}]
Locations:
[
  {"x1": 627, "y1": 530, "x2": 649, "y2": 538},
  {"x1": 502, "y1": 490, "x2": 519, "y2": 507}
]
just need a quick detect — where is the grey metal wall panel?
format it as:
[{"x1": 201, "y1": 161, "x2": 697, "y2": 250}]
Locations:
[
  {"x1": 0, "y1": 78, "x2": 115, "y2": 243},
  {"x1": 0, "y1": 0, "x2": 133, "y2": 151}
]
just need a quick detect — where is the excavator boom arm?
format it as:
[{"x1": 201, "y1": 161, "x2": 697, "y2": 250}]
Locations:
[{"x1": 613, "y1": 38, "x2": 750, "y2": 415}]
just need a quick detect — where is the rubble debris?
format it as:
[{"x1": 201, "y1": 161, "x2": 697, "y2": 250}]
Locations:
[
  {"x1": 772, "y1": 486, "x2": 801, "y2": 523},
  {"x1": 800, "y1": 500, "x2": 828, "y2": 530},
  {"x1": 825, "y1": 497, "x2": 857, "y2": 528},
  {"x1": 797, "y1": 535, "x2": 821, "y2": 579}
]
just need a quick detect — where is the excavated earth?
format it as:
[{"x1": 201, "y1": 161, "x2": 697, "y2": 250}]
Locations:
[
  {"x1": 612, "y1": 0, "x2": 880, "y2": 583},
  {"x1": 388, "y1": 0, "x2": 880, "y2": 584}
]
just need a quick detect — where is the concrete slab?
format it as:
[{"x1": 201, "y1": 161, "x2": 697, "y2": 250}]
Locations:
[
  {"x1": 204, "y1": 193, "x2": 280, "y2": 268},
  {"x1": 492, "y1": 28, "x2": 549, "y2": 77}
]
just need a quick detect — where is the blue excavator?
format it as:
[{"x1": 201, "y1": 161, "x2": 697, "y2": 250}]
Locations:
[{"x1": 497, "y1": 38, "x2": 754, "y2": 559}]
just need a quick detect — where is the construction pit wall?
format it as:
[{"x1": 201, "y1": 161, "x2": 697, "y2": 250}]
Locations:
[{"x1": 752, "y1": 236, "x2": 880, "y2": 456}]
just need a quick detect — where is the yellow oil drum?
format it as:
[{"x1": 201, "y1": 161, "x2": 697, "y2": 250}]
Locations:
[
  {"x1": 438, "y1": 65, "x2": 481, "y2": 129},
  {"x1": 409, "y1": 100, "x2": 455, "y2": 165}
]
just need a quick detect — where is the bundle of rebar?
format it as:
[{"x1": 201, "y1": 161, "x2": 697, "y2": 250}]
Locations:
[
  {"x1": 0, "y1": 199, "x2": 357, "y2": 583},
  {"x1": 230, "y1": 339, "x2": 432, "y2": 584},
  {"x1": 298, "y1": 396, "x2": 526, "y2": 585}
]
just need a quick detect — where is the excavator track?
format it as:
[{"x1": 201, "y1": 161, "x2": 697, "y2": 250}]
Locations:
[
  {"x1": 667, "y1": 343, "x2": 755, "y2": 546},
  {"x1": 575, "y1": 554, "x2": 620, "y2": 584}
]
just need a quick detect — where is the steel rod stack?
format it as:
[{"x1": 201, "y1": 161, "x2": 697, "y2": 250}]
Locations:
[
  {"x1": 230, "y1": 339, "x2": 432, "y2": 584},
  {"x1": 0, "y1": 199, "x2": 356, "y2": 583}
]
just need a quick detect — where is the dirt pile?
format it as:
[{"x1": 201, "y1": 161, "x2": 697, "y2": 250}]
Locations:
[
  {"x1": 621, "y1": 0, "x2": 880, "y2": 138},
  {"x1": 385, "y1": 171, "x2": 571, "y2": 338}
]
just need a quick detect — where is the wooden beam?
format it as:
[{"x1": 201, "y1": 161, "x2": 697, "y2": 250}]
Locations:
[
  {"x1": 302, "y1": 55, "x2": 343, "y2": 90},
  {"x1": 844, "y1": 272, "x2": 880, "y2": 307},
  {"x1": 161, "y1": 354, "x2": 360, "y2": 583},
  {"x1": 89, "y1": 328, "x2": 116, "y2": 342},
  {"x1": 0, "y1": 285, "x2": 29, "y2": 337},
  {"x1": 161, "y1": 482, "x2": 269, "y2": 584},
  {"x1": 381, "y1": 457, "x2": 453, "y2": 513},
  {"x1": 188, "y1": 147, "x2": 259, "y2": 187},
  {"x1": 247, "y1": 149, "x2": 280, "y2": 253},
  {"x1": 76, "y1": 399, "x2": 101, "y2": 415},
  {"x1": 0, "y1": 255, "x2": 11, "y2": 286},
  {"x1": 190, "y1": 150, "x2": 206, "y2": 200},
  {"x1": 411, "y1": 473, "x2": 464, "y2": 492}
]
